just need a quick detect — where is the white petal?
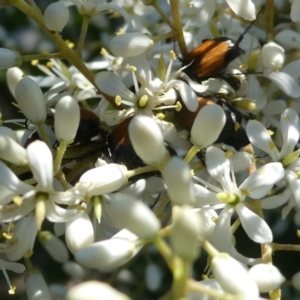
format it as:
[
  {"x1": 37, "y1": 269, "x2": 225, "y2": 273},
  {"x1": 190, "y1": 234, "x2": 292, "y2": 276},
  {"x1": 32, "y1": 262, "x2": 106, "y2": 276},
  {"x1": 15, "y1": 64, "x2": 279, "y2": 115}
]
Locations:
[
  {"x1": 95, "y1": 71, "x2": 135, "y2": 100},
  {"x1": 239, "y1": 162, "x2": 284, "y2": 198},
  {"x1": 79, "y1": 164, "x2": 128, "y2": 196},
  {"x1": 174, "y1": 80, "x2": 198, "y2": 112},
  {"x1": 236, "y1": 203, "x2": 273, "y2": 243},
  {"x1": 26, "y1": 271, "x2": 52, "y2": 300},
  {"x1": 0, "y1": 135, "x2": 27, "y2": 165},
  {"x1": 275, "y1": 29, "x2": 300, "y2": 50},
  {"x1": 171, "y1": 205, "x2": 204, "y2": 260},
  {"x1": 27, "y1": 141, "x2": 53, "y2": 191},
  {"x1": 205, "y1": 146, "x2": 233, "y2": 192},
  {"x1": 65, "y1": 212, "x2": 94, "y2": 254},
  {"x1": 0, "y1": 161, "x2": 31, "y2": 194},
  {"x1": 0, "y1": 48, "x2": 21, "y2": 70},
  {"x1": 261, "y1": 188, "x2": 291, "y2": 209},
  {"x1": 162, "y1": 157, "x2": 194, "y2": 205},
  {"x1": 194, "y1": 0, "x2": 216, "y2": 26},
  {"x1": 54, "y1": 95, "x2": 80, "y2": 143},
  {"x1": 211, "y1": 253, "x2": 259, "y2": 297},
  {"x1": 280, "y1": 108, "x2": 299, "y2": 157},
  {"x1": 291, "y1": 0, "x2": 300, "y2": 22},
  {"x1": 261, "y1": 42, "x2": 285, "y2": 71},
  {"x1": 44, "y1": 2, "x2": 69, "y2": 32},
  {"x1": 226, "y1": 0, "x2": 256, "y2": 20},
  {"x1": 109, "y1": 32, "x2": 153, "y2": 57},
  {"x1": 1, "y1": 260, "x2": 25, "y2": 273},
  {"x1": 129, "y1": 115, "x2": 168, "y2": 166},
  {"x1": 66, "y1": 281, "x2": 130, "y2": 300},
  {"x1": 191, "y1": 105, "x2": 226, "y2": 148},
  {"x1": 74, "y1": 238, "x2": 137, "y2": 270},
  {"x1": 249, "y1": 264, "x2": 285, "y2": 292},
  {"x1": 15, "y1": 77, "x2": 47, "y2": 125},
  {"x1": 265, "y1": 71, "x2": 300, "y2": 98},
  {"x1": 105, "y1": 193, "x2": 160, "y2": 239},
  {"x1": 246, "y1": 120, "x2": 280, "y2": 161},
  {"x1": 286, "y1": 171, "x2": 300, "y2": 209},
  {"x1": 193, "y1": 184, "x2": 220, "y2": 206}
]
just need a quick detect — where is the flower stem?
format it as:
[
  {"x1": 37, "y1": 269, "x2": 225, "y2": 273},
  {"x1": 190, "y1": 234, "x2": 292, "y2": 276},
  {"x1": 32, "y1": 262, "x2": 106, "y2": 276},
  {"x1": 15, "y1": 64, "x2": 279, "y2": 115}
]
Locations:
[
  {"x1": 169, "y1": 0, "x2": 188, "y2": 57},
  {"x1": 22, "y1": 52, "x2": 62, "y2": 62},
  {"x1": 76, "y1": 16, "x2": 90, "y2": 57},
  {"x1": 54, "y1": 140, "x2": 68, "y2": 175},
  {"x1": 184, "y1": 145, "x2": 200, "y2": 163}
]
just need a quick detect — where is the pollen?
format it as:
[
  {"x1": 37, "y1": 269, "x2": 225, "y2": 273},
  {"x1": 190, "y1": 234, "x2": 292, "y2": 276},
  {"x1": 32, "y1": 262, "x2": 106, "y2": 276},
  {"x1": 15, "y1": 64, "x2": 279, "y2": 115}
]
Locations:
[
  {"x1": 138, "y1": 95, "x2": 148, "y2": 108},
  {"x1": 31, "y1": 60, "x2": 39, "y2": 66},
  {"x1": 13, "y1": 195, "x2": 23, "y2": 206},
  {"x1": 65, "y1": 40, "x2": 75, "y2": 49},
  {"x1": 115, "y1": 95, "x2": 122, "y2": 106},
  {"x1": 46, "y1": 61, "x2": 54, "y2": 68},
  {"x1": 170, "y1": 50, "x2": 176, "y2": 60},
  {"x1": 175, "y1": 101, "x2": 182, "y2": 112},
  {"x1": 100, "y1": 48, "x2": 108, "y2": 56},
  {"x1": 268, "y1": 141, "x2": 276, "y2": 151},
  {"x1": 129, "y1": 65, "x2": 137, "y2": 72},
  {"x1": 8, "y1": 286, "x2": 16, "y2": 295}
]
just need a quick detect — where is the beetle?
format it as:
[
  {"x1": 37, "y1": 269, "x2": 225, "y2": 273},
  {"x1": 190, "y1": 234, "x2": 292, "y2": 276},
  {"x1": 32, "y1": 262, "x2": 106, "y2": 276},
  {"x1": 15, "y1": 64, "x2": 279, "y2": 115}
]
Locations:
[{"x1": 182, "y1": 11, "x2": 262, "y2": 81}]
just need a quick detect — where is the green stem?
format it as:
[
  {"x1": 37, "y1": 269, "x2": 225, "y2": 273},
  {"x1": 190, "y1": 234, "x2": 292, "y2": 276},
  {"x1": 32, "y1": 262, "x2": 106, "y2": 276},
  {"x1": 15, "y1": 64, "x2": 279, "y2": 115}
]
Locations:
[
  {"x1": 265, "y1": 0, "x2": 274, "y2": 42},
  {"x1": 54, "y1": 140, "x2": 68, "y2": 175},
  {"x1": 126, "y1": 165, "x2": 157, "y2": 178},
  {"x1": 76, "y1": 16, "x2": 90, "y2": 57},
  {"x1": 36, "y1": 123, "x2": 54, "y2": 155},
  {"x1": 184, "y1": 145, "x2": 200, "y2": 163},
  {"x1": 22, "y1": 52, "x2": 62, "y2": 62},
  {"x1": 153, "y1": 236, "x2": 174, "y2": 268},
  {"x1": 169, "y1": 0, "x2": 188, "y2": 57},
  {"x1": 152, "y1": 1, "x2": 174, "y2": 29},
  {"x1": 9, "y1": 0, "x2": 104, "y2": 98},
  {"x1": 171, "y1": 258, "x2": 190, "y2": 299}
]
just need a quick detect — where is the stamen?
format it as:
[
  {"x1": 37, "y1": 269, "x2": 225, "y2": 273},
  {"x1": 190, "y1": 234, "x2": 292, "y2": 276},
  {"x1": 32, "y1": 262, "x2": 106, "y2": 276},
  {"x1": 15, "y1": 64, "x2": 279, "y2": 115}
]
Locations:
[
  {"x1": 100, "y1": 47, "x2": 108, "y2": 56},
  {"x1": 129, "y1": 65, "x2": 139, "y2": 93},
  {"x1": 115, "y1": 95, "x2": 122, "y2": 106},
  {"x1": 0, "y1": 259, "x2": 15, "y2": 295},
  {"x1": 138, "y1": 95, "x2": 148, "y2": 108},
  {"x1": 164, "y1": 51, "x2": 175, "y2": 85},
  {"x1": 31, "y1": 60, "x2": 39, "y2": 66}
]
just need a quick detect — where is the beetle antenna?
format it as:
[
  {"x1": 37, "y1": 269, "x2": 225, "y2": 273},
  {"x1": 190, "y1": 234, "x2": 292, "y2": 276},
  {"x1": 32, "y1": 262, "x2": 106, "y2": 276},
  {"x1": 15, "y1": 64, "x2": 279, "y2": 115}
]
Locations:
[{"x1": 235, "y1": 8, "x2": 263, "y2": 46}]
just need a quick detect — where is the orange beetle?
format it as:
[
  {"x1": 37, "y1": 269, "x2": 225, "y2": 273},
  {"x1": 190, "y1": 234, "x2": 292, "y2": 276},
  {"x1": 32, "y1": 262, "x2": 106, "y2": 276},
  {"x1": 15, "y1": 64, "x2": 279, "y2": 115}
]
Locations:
[{"x1": 182, "y1": 12, "x2": 261, "y2": 81}]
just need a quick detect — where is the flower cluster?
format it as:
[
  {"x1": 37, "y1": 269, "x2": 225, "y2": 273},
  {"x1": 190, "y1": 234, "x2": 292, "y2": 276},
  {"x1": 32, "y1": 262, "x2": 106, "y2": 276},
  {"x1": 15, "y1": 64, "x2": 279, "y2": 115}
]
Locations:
[{"x1": 1, "y1": 0, "x2": 300, "y2": 299}]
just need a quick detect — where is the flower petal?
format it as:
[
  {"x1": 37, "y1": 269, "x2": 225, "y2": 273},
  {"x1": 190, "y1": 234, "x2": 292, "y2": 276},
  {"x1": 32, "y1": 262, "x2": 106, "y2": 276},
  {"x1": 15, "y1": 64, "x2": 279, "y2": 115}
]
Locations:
[{"x1": 236, "y1": 203, "x2": 273, "y2": 243}]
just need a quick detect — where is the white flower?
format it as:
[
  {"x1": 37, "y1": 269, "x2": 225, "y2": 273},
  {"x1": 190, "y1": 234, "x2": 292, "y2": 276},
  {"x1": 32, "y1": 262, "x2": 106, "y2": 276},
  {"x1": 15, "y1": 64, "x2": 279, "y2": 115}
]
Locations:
[
  {"x1": 261, "y1": 42, "x2": 285, "y2": 72},
  {"x1": 14, "y1": 77, "x2": 47, "y2": 125},
  {"x1": 54, "y1": 95, "x2": 80, "y2": 143},
  {"x1": 211, "y1": 253, "x2": 259, "y2": 299},
  {"x1": 249, "y1": 263, "x2": 285, "y2": 292},
  {"x1": 171, "y1": 205, "x2": 204, "y2": 261},
  {"x1": 128, "y1": 115, "x2": 168, "y2": 167},
  {"x1": 38, "y1": 231, "x2": 69, "y2": 263},
  {"x1": 44, "y1": 2, "x2": 69, "y2": 32},
  {"x1": 0, "y1": 48, "x2": 21, "y2": 70},
  {"x1": 0, "y1": 141, "x2": 83, "y2": 226},
  {"x1": 74, "y1": 230, "x2": 139, "y2": 270},
  {"x1": 191, "y1": 105, "x2": 226, "y2": 148},
  {"x1": 103, "y1": 192, "x2": 161, "y2": 239},
  {"x1": 193, "y1": 146, "x2": 284, "y2": 263},
  {"x1": 79, "y1": 163, "x2": 128, "y2": 196},
  {"x1": 26, "y1": 270, "x2": 52, "y2": 300},
  {"x1": 162, "y1": 157, "x2": 194, "y2": 205},
  {"x1": 65, "y1": 211, "x2": 94, "y2": 254},
  {"x1": 66, "y1": 281, "x2": 130, "y2": 300},
  {"x1": 109, "y1": 32, "x2": 153, "y2": 57},
  {"x1": 291, "y1": 0, "x2": 300, "y2": 22}
]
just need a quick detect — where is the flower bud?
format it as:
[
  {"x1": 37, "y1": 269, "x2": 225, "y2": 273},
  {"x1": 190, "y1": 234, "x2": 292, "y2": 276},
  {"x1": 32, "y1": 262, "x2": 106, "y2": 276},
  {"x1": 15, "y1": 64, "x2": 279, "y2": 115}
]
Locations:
[
  {"x1": 26, "y1": 270, "x2": 52, "y2": 300},
  {"x1": 162, "y1": 157, "x2": 194, "y2": 205},
  {"x1": 0, "y1": 135, "x2": 27, "y2": 165},
  {"x1": 62, "y1": 262, "x2": 86, "y2": 280},
  {"x1": 109, "y1": 32, "x2": 153, "y2": 57},
  {"x1": 0, "y1": 126, "x2": 17, "y2": 141},
  {"x1": 79, "y1": 164, "x2": 128, "y2": 196},
  {"x1": 249, "y1": 264, "x2": 285, "y2": 293},
  {"x1": 65, "y1": 212, "x2": 94, "y2": 254},
  {"x1": 106, "y1": 192, "x2": 161, "y2": 239},
  {"x1": 66, "y1": 281, "x2": 130, "y2": 300},
  {"x1": 44, "y1": 2, "x2": 69, "y2": 32},
  {"x1": 211, "y1": 253, "x2": 259, "y2": 297},
  {"x1": 128, "y1": 115, "x2": 168, "y2": 166},
  {"x1": 38, "y1": 231, "x2": 69, "y2": 263},
  {"x1": 74, "y1": 238, "x2": 136, "y2": 270},
  {"x1": 171, "y1": 206, "x2": 203, "y2": 261},
  {"x1": 0, "y1": 48, "x2": 21, "y2": 69},
  {"x1": 6, "y1": 67, "x2": 24, "y2": 97},
  {"x1": 191, "y1": 104, "x2": 225, "y2": 148},
  {"x1": 262, "y1": 42, "x2": 285, "y2": 71},
  {"x1": 54, "y1": 95, "x2": 80, "y2": 143},
  {"x1": 292, "y1": 271, "x2": 300, "y2": 290},
  {"x1": 15, "y1": 77, "x2": 47, "y2": 125}
]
